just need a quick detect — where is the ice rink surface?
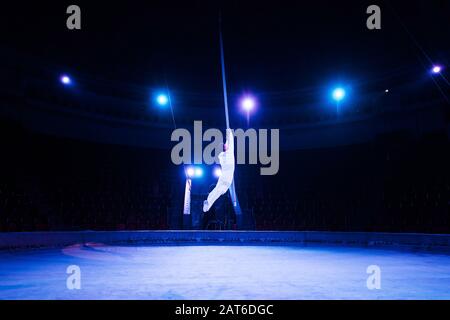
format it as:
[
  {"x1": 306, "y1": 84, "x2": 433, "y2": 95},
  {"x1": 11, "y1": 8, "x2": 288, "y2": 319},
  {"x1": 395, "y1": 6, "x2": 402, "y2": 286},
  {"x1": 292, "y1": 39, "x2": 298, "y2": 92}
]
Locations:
[{"x1": 0, "y1": 244, "x2": 449, "y2": 300}]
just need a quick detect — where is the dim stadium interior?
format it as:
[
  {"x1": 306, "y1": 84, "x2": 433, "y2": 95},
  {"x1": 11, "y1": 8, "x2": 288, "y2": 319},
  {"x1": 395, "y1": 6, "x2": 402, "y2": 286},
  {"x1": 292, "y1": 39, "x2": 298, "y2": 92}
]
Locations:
[{"x1": 0, "y1": 1, "x2": 449, "y2": 301}]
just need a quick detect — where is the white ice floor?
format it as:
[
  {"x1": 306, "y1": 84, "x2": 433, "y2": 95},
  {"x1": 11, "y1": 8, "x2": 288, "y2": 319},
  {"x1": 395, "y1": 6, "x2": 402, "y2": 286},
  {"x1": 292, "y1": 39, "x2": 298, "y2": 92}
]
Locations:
[{"x1": 0, "y1": 244, "x2": 449, "y2": 299}]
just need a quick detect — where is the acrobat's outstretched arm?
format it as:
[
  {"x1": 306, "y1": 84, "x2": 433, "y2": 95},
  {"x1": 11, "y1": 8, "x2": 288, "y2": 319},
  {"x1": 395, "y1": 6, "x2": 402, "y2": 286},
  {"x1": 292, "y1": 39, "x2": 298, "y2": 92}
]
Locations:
[{"x1": 225, "y1": 128, "x2": 234, "y2": 153}]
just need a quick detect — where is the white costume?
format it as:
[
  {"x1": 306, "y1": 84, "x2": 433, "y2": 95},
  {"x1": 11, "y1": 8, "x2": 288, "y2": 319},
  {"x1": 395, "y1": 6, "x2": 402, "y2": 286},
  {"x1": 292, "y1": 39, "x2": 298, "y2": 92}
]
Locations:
[{"x1": 203, "y1": 129, "x2": 235, "y2": 212}]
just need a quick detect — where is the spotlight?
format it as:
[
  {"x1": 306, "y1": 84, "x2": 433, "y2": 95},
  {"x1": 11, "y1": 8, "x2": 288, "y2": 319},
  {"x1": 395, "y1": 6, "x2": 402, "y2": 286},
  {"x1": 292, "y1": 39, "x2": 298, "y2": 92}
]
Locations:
[
  {"x1": 186, "y1": 167, "x2": 195, "y2": 178},
  {"x1": 60, "y1": 75, "x2": 72, "y2": 85},
  {"x1": 156, "y1": 94, "x2": 169, "y2": 107},
  {"x1": 240, "y1": 95, "x2": 257, "y2": 112},
  {"x1": 213, "y1": 167, "x2": 222, "y2": 178},
  {"x1": 186, "y1": 166, "x2": 203, "y2": 178},
  {"x1": 385, "y1": 89, "x2": 389, "y2": 93},
  {"x1": 332, "y1": 88, "x2": 346, "y2": 101},
  {"x1": 194, "y1": 167, "x2": 203, "y2": 178},
  {"x1": 239, "y1": 94, "x2": 257, "y2": 126},
  {"x1": 431, "y1": 65, "x2": 442, "y2": 74}
]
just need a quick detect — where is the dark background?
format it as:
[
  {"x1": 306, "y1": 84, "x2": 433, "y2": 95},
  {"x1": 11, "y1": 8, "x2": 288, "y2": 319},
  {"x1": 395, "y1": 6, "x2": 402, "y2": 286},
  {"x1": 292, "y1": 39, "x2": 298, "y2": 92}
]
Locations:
[
  {"x1": 1, "y1": 0, "x2": 449, "y2": 108},
  {"x1": 0, "y1": 1, "x2": 449, "y2": 233}
]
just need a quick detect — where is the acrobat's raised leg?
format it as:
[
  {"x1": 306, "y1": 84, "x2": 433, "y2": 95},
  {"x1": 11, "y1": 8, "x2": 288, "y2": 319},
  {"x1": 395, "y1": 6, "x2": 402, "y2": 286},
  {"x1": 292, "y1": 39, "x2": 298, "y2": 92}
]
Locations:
[{"x1": 203, "y1": 180, "x2": 230, "y2": 212}]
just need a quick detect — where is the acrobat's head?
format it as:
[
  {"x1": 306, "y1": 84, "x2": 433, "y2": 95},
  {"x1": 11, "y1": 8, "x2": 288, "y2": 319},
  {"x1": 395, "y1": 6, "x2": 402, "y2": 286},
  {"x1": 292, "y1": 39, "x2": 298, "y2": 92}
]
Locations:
[{"x1": 223, "y1": 143, "x2": 229, "y2": 152}]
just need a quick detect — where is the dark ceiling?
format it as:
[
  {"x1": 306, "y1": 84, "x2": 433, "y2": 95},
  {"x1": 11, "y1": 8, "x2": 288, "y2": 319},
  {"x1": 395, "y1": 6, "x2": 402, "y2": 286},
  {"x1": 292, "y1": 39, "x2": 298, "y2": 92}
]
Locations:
[{"x1": 1, "y1": 0, "x2": 449, "y2": 111}]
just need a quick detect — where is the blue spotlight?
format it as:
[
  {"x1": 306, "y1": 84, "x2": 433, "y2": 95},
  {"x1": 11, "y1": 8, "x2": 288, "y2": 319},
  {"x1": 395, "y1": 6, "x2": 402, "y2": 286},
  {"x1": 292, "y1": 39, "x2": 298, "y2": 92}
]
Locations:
[
  {"x1": 185, "y1": 166, "x2": 204, "y2": 178},
  {"x1": 156, "y1": 93, "x2": 169, "y2": 107},
  {"x1": 213, "y1": 167, "x2": 222, "y2": 178},
  {"x1": 194, "y1": 167, "x2": 203, "y2": 178},
  {"x1": 431, "y1": 65, "x2": 443, "y2": 74},
  {"x1": 240, "y1": 95, "x2": 257, "y2": 112},
  {"x1": 60, "y1": 75, "x2": 72, "y2": 86},
  {"x1": 186, "y1": 167, "x2": 195, "y2": 178},
  {"x1": 332, "y1": 88, "x2": 346, "y2": 101}
]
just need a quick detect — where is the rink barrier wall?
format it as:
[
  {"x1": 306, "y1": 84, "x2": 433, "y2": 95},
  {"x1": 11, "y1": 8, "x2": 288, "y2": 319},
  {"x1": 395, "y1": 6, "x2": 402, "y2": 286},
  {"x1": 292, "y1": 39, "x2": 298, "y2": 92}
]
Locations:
[{"x1": 1, "y1": 231, "x2": 450, "y2": 251}]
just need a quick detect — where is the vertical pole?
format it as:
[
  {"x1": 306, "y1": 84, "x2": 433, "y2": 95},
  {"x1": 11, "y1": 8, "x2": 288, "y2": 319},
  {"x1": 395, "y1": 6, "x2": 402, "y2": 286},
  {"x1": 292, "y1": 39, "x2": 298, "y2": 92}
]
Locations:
[
  {"x1": 183, "y1": 178, "x2": 192, "y2": 215},
  {"x1": 183, "y1": 178, "x2": 192, "y2": 229}
]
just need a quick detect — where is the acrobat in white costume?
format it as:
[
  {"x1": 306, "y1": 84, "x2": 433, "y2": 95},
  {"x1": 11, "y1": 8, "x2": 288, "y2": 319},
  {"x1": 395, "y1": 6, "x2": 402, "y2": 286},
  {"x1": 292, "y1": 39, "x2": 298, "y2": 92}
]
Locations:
[{"x1": 203, "y1": 128, "x2": 235, "y2": 212}]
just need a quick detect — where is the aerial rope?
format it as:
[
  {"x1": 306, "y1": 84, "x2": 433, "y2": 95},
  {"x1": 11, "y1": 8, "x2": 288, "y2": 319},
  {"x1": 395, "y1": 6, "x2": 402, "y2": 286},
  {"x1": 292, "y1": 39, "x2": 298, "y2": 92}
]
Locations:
[
  {"x1": 202, "y1": 14, "x2": 241, "y2": 214},
  {"x1": 219, "y1": 15, "x2": 230, "y2": 129}
]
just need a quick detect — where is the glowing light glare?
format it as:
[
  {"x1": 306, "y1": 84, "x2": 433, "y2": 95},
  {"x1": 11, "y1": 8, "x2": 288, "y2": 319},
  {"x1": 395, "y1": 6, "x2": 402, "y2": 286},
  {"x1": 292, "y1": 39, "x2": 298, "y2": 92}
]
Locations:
[
  {"x1": 432, "y1": 65, "x2": 442, "y2": 74},
  {"x1": 194, "y1": 167, "x2": 203, "y2": 177},
  {"x1": 186, "y1": 167, "x2": 195, "y2": 178},
  {"x1": 60, "y1": 75, "x2": 72, "y2": 85},
  {"x1": 242, "y1": 98, "x2": 255, "y2": 111},
  {"x1": 155, "y1": 94, "x2": 169, "y2": 107},
  {"x1": 240, "y1": 96, "x2": 256, "y2": 112},
  {"x1": 332, "y1": 88, "x2": 346, "y2": 101},
  {"x1": 186, "y1": 166, "x2": 203, "y2": 178},
  {"x1": 213, "y1": 167, "x2": 222, "y2": 178}
]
